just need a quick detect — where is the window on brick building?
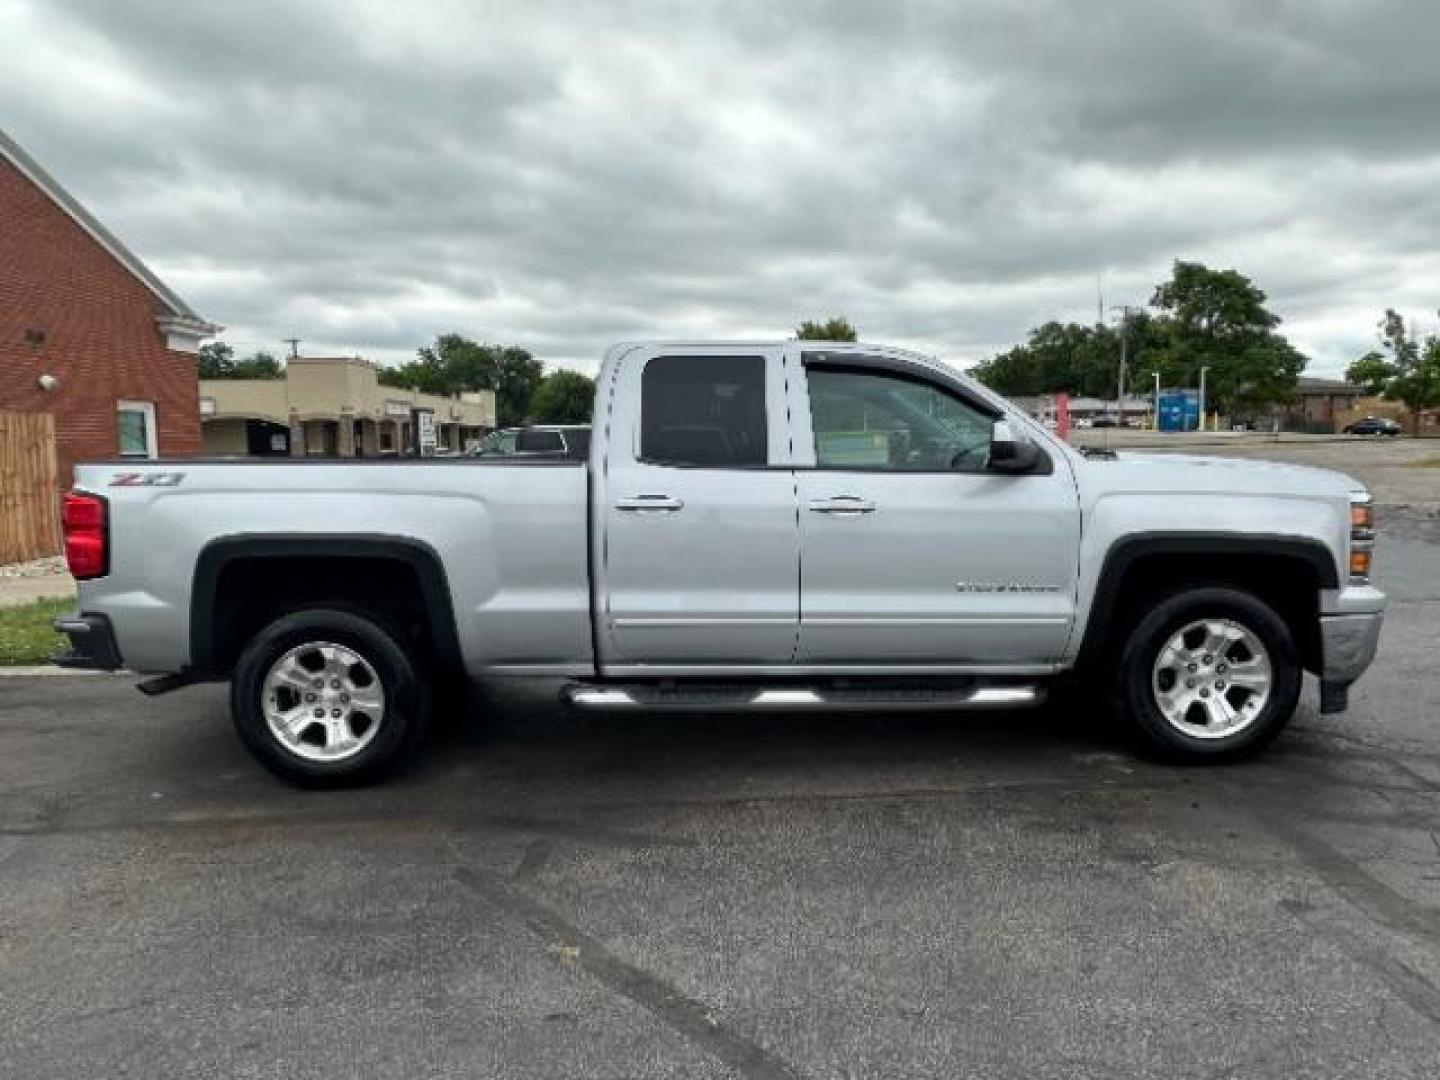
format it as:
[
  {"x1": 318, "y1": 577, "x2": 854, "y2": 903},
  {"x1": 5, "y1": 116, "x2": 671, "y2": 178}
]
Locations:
[{"x1": 117, "y1": 400, "x2": 158, "y2": 458}]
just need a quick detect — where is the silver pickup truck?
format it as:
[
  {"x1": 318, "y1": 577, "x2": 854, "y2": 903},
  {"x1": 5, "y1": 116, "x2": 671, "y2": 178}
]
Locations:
[{"x1": 55, "y1": 341, "x2": 1386, "y2": 785}]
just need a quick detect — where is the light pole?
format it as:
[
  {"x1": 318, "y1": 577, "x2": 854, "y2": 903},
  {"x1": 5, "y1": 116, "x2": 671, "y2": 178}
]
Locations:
[
  {"x1": 1152, "y1": 371, "x2": 1161, "y2": 431},
  {"x1": 1197, "y1": 366, "x2": 1210, "y2": 432}
]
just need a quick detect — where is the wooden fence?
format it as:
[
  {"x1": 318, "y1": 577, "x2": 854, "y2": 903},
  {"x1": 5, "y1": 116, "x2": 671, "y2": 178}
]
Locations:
[{"x1": 0, "y1": 412, "x2": 62, "y2": 564}]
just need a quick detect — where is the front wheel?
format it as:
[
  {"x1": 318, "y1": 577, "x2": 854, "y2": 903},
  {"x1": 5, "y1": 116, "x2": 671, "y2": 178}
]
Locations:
[
  {"x1": 231, "y1": 607, "x2": 429, "y2": 786},
  {"x1": 1115, "y1": 586, "x2": 1302, "y2": 763}
]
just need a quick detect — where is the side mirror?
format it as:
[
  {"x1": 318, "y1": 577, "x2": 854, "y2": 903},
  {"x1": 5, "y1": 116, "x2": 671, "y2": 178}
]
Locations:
[{"x1": 987, "y1": 419, "x2": 1043, "y2": 474}]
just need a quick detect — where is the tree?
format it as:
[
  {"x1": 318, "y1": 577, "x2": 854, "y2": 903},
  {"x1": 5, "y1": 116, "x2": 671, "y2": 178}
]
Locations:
[
  {"x1": 1351, "y1": 310, "x2": 1440, "y2": 428},
  {"x1": 796, "y1": 317, "x2": 857, "y2": 341},
  {"x1": 1146, "y1": 261, "x2": 1302, "y2": 414},
  {"x1": 380, "y1": 334, "x2": 544, "y2": 426},
  {"x1": 1345, "y1": 350, "x2": 1399, "y2": 396},
  {"x1": 529, "y1": 370, "x2": 596, "y2": 424},
  {"x1": 971, "y1": 320, "x2": 1134, "y2": 399},
  {"x1": 233, "y1": 351, "x2": 282, "y2": 379},
  {"x1": 197, "y1": 341, "x2": 233, "y2": 379},
  {"x1": 197, "y1": 341, "x2": 283, "y2": 379},
  {"x1": 972, "y1": 261, "x2": 1307, "y2": 416},
  {"x1": 1150, "y1": 261, "x2": 1278, "y2": 341}
]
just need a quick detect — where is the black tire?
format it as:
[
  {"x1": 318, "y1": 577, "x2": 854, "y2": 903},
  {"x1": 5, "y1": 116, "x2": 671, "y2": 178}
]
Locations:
[
  {"x1": 1115, "y1": 586, "x2": 1302, "y2": 763},
  {"x1": 230, "y1": 606, "x2": 430, "y2": 787}
]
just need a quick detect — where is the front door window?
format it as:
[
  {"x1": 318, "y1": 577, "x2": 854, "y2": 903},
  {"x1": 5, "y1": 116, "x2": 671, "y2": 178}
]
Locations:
[{"x1": 807, "y1": 368, "x2": 994, "y2": 472}]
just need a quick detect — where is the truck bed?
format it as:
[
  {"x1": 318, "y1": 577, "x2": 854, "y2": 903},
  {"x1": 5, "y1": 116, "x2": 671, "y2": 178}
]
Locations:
[{"x1": 73, "y1": 458, "x2": 593, "y2": 677}]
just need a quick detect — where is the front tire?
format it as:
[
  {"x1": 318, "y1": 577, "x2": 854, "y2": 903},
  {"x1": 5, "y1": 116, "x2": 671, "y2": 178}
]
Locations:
[
  {"x1": 1116, "y1": 586, "x2": 1302, "y2": 763},
  {"x1": 231, "y1": 607, "x2": 429, "y2": 787}
]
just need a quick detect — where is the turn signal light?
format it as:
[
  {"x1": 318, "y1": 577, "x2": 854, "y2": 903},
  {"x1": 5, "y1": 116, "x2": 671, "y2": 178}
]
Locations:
[
  {"x1": 1348, "y1": 493, "x2": 1375, "y2": 584},
  {"x1": 61, "y1": 491, "x2": 108, "y2": 580},
  {"x1": 1350, "y1": 549, "x2": 1372, "y2": 579}
]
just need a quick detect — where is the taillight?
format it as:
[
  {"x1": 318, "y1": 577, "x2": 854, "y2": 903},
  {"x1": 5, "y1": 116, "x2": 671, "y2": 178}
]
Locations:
[{"x1": 61, "y1": 491, "x2": 108, "y2": 580}]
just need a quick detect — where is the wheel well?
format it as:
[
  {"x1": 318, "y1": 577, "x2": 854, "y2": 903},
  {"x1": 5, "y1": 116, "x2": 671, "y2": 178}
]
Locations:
[
  {"x1": 192, "y1": 544, "x2": 460, "y2": 679},
  {"x1": 1091, "y1": 552, "x2": 1324, "y2": 674}
]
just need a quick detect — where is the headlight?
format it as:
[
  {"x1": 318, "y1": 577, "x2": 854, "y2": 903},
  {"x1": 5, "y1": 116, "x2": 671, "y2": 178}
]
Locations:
[{"x1": 1349, "y1": 492, "x2": 1375, "y2": 583}]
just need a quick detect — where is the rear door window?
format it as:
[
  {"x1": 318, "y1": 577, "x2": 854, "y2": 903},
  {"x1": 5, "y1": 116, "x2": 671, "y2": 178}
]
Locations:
[{"x1": 640, "y1": 355, "x2": 768, "y2": 467}]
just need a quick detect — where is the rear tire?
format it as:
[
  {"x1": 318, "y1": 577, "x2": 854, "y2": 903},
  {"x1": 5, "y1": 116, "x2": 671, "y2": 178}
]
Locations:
[
  {"x1": 1115, "y1": 586, "x2": 1302, "y2": 763},
  {"x1": 231, "y1": 606, "x2": 429, "y2": 787}
]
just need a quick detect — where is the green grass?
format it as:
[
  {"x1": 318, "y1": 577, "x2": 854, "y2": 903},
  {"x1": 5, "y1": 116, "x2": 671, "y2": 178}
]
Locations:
[{"x1": 0, "y1": 597, "x2": 72, "y2": 666}]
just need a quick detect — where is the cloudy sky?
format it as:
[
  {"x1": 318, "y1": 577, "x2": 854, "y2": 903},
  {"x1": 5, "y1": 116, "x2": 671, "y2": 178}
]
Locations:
[{"x1": 4, "y1": 0, "x2": 1439, "y2": 376}]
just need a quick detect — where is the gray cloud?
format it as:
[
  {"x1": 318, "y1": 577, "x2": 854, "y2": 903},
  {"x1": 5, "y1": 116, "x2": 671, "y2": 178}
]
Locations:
[{"x1": 4, "y1": 0, "x2": 1439, "y2": 374}]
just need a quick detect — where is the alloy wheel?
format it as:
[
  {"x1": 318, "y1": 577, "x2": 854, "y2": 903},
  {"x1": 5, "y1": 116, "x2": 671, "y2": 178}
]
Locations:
[
  {"x1": 1150, "y1": 618, "x2": 1272, "y2": 739},
  {"x1": 262, "y1": 641, "x2": 386, "y2": 762}
]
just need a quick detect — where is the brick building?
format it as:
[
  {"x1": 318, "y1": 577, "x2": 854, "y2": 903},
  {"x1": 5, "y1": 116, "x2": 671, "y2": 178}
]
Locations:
[
  {"x1": 1281, "y1": 376, "x2": 1367, "y2": 433},
  {"x1": 1, "y1": 128, "x2": 217, "y2": 488}
]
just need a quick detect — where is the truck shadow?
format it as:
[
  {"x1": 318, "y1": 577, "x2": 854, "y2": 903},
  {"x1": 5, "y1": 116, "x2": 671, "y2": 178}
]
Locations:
[{"x1": 414, "y1": 683, "x2": 1134, "y2": 784}]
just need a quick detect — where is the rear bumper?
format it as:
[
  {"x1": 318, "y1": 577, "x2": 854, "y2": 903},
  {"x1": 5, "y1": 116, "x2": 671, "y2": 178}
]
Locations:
[{"x1": 52, "y1": 613, "x2": 124, "y2": 671}]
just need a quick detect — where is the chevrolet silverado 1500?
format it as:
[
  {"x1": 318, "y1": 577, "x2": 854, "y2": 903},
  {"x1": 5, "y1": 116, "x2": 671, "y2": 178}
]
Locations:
[{"x1": 54, "y1": 342, "x2": 1386, "y2": 785}]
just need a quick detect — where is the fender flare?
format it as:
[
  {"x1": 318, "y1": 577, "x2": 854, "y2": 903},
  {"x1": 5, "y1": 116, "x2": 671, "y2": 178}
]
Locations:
[
  {"x1": 189, "y1": 533, "x2": 462, "y2": 677},
  {"x1": 1073, "y1": 532, "x2": 1339, "y2": 667}
]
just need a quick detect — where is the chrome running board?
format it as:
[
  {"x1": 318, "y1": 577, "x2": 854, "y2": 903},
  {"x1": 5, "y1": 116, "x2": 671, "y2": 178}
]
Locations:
[{"x1": 562, "y1": 682, "x2": 1043, "y2": 712}]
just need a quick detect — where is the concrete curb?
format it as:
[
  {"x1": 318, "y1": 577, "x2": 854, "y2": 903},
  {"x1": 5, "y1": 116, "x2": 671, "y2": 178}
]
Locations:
[{"x1": 0, "y1": 665, "x2": 107, "y2": 678}]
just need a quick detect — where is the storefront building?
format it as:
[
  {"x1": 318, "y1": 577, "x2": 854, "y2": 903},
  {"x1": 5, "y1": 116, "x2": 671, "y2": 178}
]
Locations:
[{"x1": 200, "y1": 356, "x2": 495, "y2": 457}]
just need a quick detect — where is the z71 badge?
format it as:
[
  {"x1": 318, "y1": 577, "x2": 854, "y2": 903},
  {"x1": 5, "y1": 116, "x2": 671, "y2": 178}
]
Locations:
[{"x1": 110, "y1": 471, "x2": 186, "y2": 487}]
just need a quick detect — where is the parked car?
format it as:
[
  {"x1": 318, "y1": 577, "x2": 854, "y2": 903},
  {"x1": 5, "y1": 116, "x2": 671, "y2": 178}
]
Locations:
[
  {"x1": 1343, "y1": 417, "x2": 1402, "y2": 436},
  {"x1": 55, "y1": 341, "x2": 1384, "y2": 785},
  {"x1": 471, "y1": 425, "x2": 591, "y2": 459}
]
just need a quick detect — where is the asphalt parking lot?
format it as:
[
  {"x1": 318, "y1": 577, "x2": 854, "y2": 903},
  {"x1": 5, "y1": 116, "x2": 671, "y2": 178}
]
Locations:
[{"x1": 2, "y1": 521, "x2": 1438, "y2": 1078}]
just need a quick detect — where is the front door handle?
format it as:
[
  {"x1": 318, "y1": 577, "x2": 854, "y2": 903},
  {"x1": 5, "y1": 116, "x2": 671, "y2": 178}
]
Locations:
[
  {"x1": 615, "y1": 494, "x2": 685, "y2": 513},
  {"x1": 808, "y1": 496, "x2": 876, "y2": 515}
]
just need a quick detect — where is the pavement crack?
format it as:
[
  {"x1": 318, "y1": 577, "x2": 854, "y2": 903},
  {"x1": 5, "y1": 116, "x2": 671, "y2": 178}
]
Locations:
[
  {"x1": 1279, "y1": 897, "x2": 1440, "y2": 1027},
  {"x1": 1265, "y1": 817, "x2": 1440, "y2": 948},
  {"x1": 1261, "y1": 814, "x2": 1440, "y2": 1026},
  {"x1": 452, "y1": 864, "x2": 805, "y2": 1080},
  {"x1": 485, "y1": 814, "x2": 699, "y2": 850}
]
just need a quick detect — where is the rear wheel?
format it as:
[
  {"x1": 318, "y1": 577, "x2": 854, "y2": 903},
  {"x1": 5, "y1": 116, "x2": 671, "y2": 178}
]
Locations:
[
  {"x1": 1116, "y1": 586, "x2": 1302, "y2": 763},
  {"x1": 231, "y1": 607, "x2": 429, "y2": 786}
]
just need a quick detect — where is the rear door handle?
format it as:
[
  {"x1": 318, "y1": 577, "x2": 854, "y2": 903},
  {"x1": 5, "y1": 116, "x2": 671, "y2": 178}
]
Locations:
[
  {"x1": 808, "y1": 496, "x2": 876, "y2": 515},
  {"x1": 614, "y1": 494, "x2": 685, "y2": 512}
]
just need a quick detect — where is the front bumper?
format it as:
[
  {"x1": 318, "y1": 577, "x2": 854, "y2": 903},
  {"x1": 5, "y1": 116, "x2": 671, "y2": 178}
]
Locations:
[
  {"x1": 52, "y1": 613, "x2": 124, "y2": 671},
  {"x1": 1320, "y1": 611, "x2": 1384, "y2": 684},
  {"x1": 1317, "y1": 609, "x2": 1384, "y2": 713}
]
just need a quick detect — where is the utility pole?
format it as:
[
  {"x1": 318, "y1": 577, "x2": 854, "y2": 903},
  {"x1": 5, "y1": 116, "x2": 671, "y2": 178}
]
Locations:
[
  {"x1": 1153, "y1": 371, "x2": 1162, "y2": 430},
  {"x1": 1198, "y1": 366, "x2": 1210, "y2": 432},
  {"x1": 1110, "y1": 305, "x2": 1141, "y2": 424},
  {"x1": 283, "y1": 338, "x2": 301, "y2": 359}
]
